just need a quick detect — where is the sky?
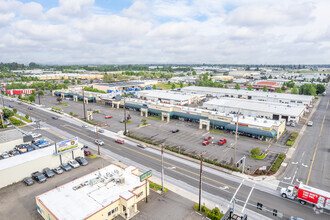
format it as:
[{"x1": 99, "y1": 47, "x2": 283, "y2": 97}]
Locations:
[{"x1": 0, "y1": 0, "x2": 330, "y2": 65}]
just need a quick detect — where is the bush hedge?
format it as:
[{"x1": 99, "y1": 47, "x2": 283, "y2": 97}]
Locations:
[
  {"x1": 250, "y1": 154, "x2": 266, "y2": 159},
  {"x1": 149, "y1": 181, "x2": 168, "y2": 192},
  {"x1": 270, "y1": 154, "x2": 286, "y2": 172},
  {"x1": 9, "y1": 116, "x2": 22, "y2": 126},
  {"x1": 286, "y1": 132, "x2": 298, "y2": 146},
  {"x1": 193, "y1": 203, "x2": 223, "y2": 220}
]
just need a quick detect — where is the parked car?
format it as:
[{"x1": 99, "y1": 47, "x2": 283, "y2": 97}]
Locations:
[
  {"x1": 31, "y1": 133, "x2": 42, "y2": 138},
  {"x1": 61, "y1": 163, "x2": 72, "y2": 172},
  {"x1": 171, "y1": 129, "x2": 180, "y2": 133},
  {"x1": 95, "y1": 139, "x2": 104, "y2": 145},
  {"x1": 115, "y1": 139, "x2": 125, "y2": 144},
  {"x1": 8, "y1": 150, "x2": 20, "y2": 157},
  {"x1": 291, "y1": 122, "x2": 296, "y2": 127},
  {"x1": 307, "y1": 121, "x2": 313, "y2": 126},
  {"x1": 82, "y1": 124, "x2": 88, "y2": 128},
  {"x1": 204, "y1": 136, "x2": 212, "y2": 141},
  {"x1": 52, "y1": 116, "x2": 59, "y2": 120},
  {"x1": 23, "y1": 177, "x2": 34, "y2": 186},
  {"x1": 1, "y1": 152, "x2": 10, "y2": 159},
  {"x1": 53, "y1": 167, "x2": 64, "y2": 175},
  {"x1": 28, "y1": 106, "x2": 33, "y2": 110},
  {"x1": 43, "y1": 168, "x2": 55, "y2": 178},
  {"x1": 105, "y1": 116, "x2": 112, "y2": 119},
  {"x1": 137, "y1": 143, "x2": 147, "y2": 149},
  {"x1": 68, "y1": 159, "x2": 80, "y2": 168},
  {"x1": 8, "y1": 104, "x2": 13, "y2": 108},
  {"x1": 98, "y1": 129, "x2": 104, "y2": 133},
  {"x1": 31, "y1": 171, "x2": 47, "y2": 183},
  {"x1": 217, "y1": 138, "x2": 227, "y2": 145},
  {"x1": 202, "y1": 141, "x2": 210, "y2": 146},
  {"x1": 9, "y1": 99, "x2": 14, "y2": 102},
  {"x1": 84, "y1": 150, "x2": 91, "y2": 156},
  {"x1": 286, "y1": 121, "x2": 292, "y2": 126},
  {"x1": 75, "y1": 157, "x2": 88, "y2": 166}
]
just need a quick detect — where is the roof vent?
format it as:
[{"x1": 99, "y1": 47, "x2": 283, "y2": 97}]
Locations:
[{"x1": 264, "y1": 120, "x2": 267, "y2": 123}]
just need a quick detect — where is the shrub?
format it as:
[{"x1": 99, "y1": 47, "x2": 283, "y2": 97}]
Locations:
[
  {"x1": 25, "y1": 114, "x2": 29, "y2": 119},
  {"x1": 13, "y1": 108, "x2": 17, "y2": 114},
  {"x1": 270, "y1": 154, "x2": 286, "y2": 172},
  {"x1": 250, "y1": 154, "x2": 266, "y2": 159},
  {"x1": 250, "y1": 147, "x2": 261, "y2": 156},
  {"x1": 69, "y1": 112, "x2": 73, "y2": 116},
  {"x1": 9, "y1": 116, "x2": 22, "y2": 125},
  {"x1": 286, "y1": 140, "x2": 294, "y2": 146},
  {"x1": 207, "y1": 208, "x2": 223, "y2": 220}
]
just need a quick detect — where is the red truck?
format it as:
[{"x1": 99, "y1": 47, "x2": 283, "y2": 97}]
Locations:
[{"x1": 281, "y1": 182, "x2": 330, "y2": 210}]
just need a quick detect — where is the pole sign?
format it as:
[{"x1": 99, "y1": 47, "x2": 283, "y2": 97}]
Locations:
[
  {"x1": 55, "y1": 137, "x2": 79, "y2": 155},
  {"x1": 140, "y1": 170, "x2": 152, "y2": 182}
]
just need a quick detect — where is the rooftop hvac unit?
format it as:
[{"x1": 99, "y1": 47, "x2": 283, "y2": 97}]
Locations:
[
  {"x1": 264, "y1": 120, "x2": 267, "y2": 123},
  {"x1": 116, "y1": 177, "x2": 125, "y2": 184}
]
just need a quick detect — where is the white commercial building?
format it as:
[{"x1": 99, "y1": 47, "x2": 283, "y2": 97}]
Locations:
[
  {"x1": 203, "y1": 98, "x2": 306, "y2": 123},
  {"x1": 137, "y1": 90, "x2": 205, "y2": 106},
  {"x1": 36, "y1": 165, "x2": 148, "y2": 220},
  {"x1": 182, "y1": 86, "x2": 313, "y2": 106}
]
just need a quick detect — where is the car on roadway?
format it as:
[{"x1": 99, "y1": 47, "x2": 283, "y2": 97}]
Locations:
[
  {"x1": 28, "y1": 106, "x2": 33, "y2": 110},
  {"x1": 95, "y1": 139, "x2": 104, "y2": 145},
  {"x1": 290, "y1": 217, "x2": 304, "y2": 220},
  {"x1": 68, "y1": 159, "x2": 80, "y2": 168},
  {"x1": 43, "y1": 168, "x2": 55, "y2": 178},
  {"x1": 115, "y1": 139, "x2": 125, "y2": 144},
  {"x1": 32, "y1": 133, "x2": 42, "y2": 138},
  {"x1": 8, "y1": 104, "x2": 13, "y2": 108},
  {"x1": 82, "y1": 124, "x2": 88, "y2": 128},
  {"x1": 52, "y1": 116, "x2": 59, "y2": 120},
  {"x1": 171, "y1": 129, "x2": 180, "y2": 133},
  {"x1": 75, "y1": 157, "x2": 88, "y2": 166},
  {"x1": 31, "y1": 171, "x2": 47, "y2": 183},
  {"x1": 98, "y1": 129, "x2": 104, "y2": 133},
  {"x1": 202, "y1": 141, "x2": 210, "y2": 146},
  {"x1": 84, "y1": 150, "x2": 91, "y2": 156},
  {"x1": 23, "y1": 177, "x2": 34, "y2": 186},
  {"x1": 9, "y1": 99, "x2": 14, "y2": 102},
  {"x1": 105, "y1": 116, "x2": 112, "y2": 119},
  {"x1": 60, "y1": 163, "x2": 72, "y2": 172},
  {"x1": 137, "y1": 143, "x2": 147, "y2": 149},
  {"x1": 307, "y1": 121, "x2": 313, "y2": 126},
  {"x1": 53, "y1": 167, "x2": 64, "y2": 175},
  {"x1": 217, "y1": 138, "x2": 227, "y2": 145},
  {"x1": 204, "y1": 136, "x2": 212, "y2": 141}
]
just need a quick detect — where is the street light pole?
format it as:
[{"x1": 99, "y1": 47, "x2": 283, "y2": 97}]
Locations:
[
  {"x1": 82, "y1": 87, "x2": 86, "y2": 120},
  {"x1": 161, "y1": 144, "x2": 164, "y2": 192},
  {"x1": 96, "y1": 125, "x2": 100, "y2": 155},
  {"x1": 232, "y1": 110, "x2": 239, "y2": 170},
  {"x1": 198, "y1": 153, "x2": 204, "y2": 211},
  {"x1": 123, "y1": 93, "x2": 127, "y2": 135},
  {"x1": 1, "y1": 94, "x2": 4, "y2": 108}
]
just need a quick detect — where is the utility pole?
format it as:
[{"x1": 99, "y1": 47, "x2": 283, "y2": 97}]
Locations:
[
  {"x1": 161, "y1": 144, "x2": 164, "y2": 192},
  {"x1": 38, "y1": 90, "x2": 41, "y2": 105},
  {"x1": 0, "y1": 111, "x2": 4, "y2": 128},
  {"x1": 82, "y1": 87, "x2": 86, "y2": 120},
  {"x1": 123, "y1": 92, "x2": 127, "y2": 135},
  {"x1": 198, "y1": 152, "x2": 205, "y2": 211},
  {"x1": 1, "y1": 94, "x2": 4, "y2": 108},
  {"x1": 232, "y1": 110, "x2": 240, "y2": 170},
  {"x1": 96, "y1": 126, "x2": 100, "y2": 155}
]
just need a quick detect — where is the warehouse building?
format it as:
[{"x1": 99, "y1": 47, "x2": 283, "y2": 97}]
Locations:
[
  {"x1": 181, "y1": 86, "x2": 313, "y2": 106},
  {"x1": 203, "y1": 98, "x2": 306, "y2": 123},
  {"x1": 92, "y1": 81, "x2": 158, "y2": 93},
  {"x1": 36, "y1": 165, "x2": 148, "y2": 220},
  {"x1": 137, "y1": 90, "x2": 205, "y2": 106},
  {"x1": 0, "y1": 137, "x2": 84, "y2": 189}
]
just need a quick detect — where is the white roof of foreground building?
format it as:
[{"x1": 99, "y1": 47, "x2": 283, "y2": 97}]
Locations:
[
  {"x1": 182, "y1": 86, "x2": 313, "y2": 104},
  {"x1": 204, "y1": 98, "x2": 305, "y2": 117},
  {"x1": 36, "y1": 165, "x2": 143, "y2": 220},
  {"x1": 137, "y1": 90, "x2": 204, "y2": 101}
]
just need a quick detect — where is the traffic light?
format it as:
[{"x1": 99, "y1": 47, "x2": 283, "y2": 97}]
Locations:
[
  {"x1": 257, "y1": 202, "x2": 263, "y2": 210},
  {"x1": 273, "y1": 209, "x2": 277, "y2": 216}
]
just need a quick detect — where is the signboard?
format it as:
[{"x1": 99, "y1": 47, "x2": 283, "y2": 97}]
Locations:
[
  {"x1": 87, "y1": 111, "x2": 93, "y2": 116},
  {"x1": 140, "y1": 170, "x2": 152, "y2": 182},
  {"x1": 55, "y1": 137, "x2": 79, "y2": 155}
]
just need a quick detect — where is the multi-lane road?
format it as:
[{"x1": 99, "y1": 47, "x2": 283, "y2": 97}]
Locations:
[{"x1": 2, "y1": 96, "x2": 329, "y2": 220}]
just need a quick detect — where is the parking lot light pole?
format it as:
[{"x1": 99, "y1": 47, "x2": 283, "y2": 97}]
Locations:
[
  {"x1": 96, "y1": 125, "x2": 100, "y2": 155},
  {"x1": 232, "y1": 110, "x2": 240, "y2": 170},
  {"x1": 161, "y1": 145, "x2": 164, "y2": 192},
  {"x1": 198, "y1": 152, "x2": 205, "y2": 211},
  {"x1": 123, "y1": 93, "x2": 127, "y2": 135},
  {"x1": 1, "y1": 94, "x2": 4, "y2": 108},
  {"x1": 82, "y1": 87, "x2": 86, "y2": 120}
]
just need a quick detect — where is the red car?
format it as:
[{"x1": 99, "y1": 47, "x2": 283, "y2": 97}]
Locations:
[
  {"x1": 202, "y1": 141, "x2": 210, "y2": 146},
  {"x1": 84, "y1": 150, "x2": 91, "y2": 156},
  {"x1": 217, "y1": 138, "x2": 227, "y2": 145},
  {"x1": 204, "y1": 136, "x2": 212, "y2": 141},
  {"x1": 105, "y1": 116, "x2": 112, "y2": 119},
  {"x1": 115, "y1": 139, "x2": 125, "y2": 144}
]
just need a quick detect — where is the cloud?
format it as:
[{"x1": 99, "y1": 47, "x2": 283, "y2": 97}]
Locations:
[
  {"x1": 0, "y1": 12, "x2": 15, "y2": 26},
  {"x1": 19, "y1": 2, "x2": 43, "y2": 20}
]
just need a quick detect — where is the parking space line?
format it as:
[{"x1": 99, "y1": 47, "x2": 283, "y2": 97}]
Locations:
[{"x1": 202, "y1": 132, "x2": 210, "y2": 137}]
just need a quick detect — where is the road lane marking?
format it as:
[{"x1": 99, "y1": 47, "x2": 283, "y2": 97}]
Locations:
[
  {"x1": 61, "y1": 124, "x2": 238, "y2": 190},
  {"x1": 202, "y1": 132, "x2": 210, "y2": 137},
  {"x1": 291, "y1": 168, "x2": 298, "y2": 185},
  {"x1": 230, "y1": 179, "x2": 244, "y2": 204},
  {"x1": 306, "y1": 143, "x2": 319, "y2": 185},
  {"x1": 319, "y1": 114, "x2": 326, "y2": 137},
  {"x1": 242, "y1": 183, "x2": 255, "y2": 213}
]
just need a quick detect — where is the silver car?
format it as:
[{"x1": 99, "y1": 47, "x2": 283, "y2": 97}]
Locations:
[
  {"x1": 53, "y1": 167, "x2": 64, "y2": 175},
  {"x1": 307, "y1": 121, "x2": 313, "y2": 126}
]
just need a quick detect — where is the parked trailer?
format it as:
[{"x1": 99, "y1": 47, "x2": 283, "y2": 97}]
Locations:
[{"x1": 281, "y1": 183, "x2": 330, "y2": 210}]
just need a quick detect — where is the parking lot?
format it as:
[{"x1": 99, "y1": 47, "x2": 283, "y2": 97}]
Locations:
[{"x1": 36, "y1": 94, "x2": 306, "y2": 172}]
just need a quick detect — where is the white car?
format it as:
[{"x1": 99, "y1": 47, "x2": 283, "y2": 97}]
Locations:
[
  {"x1": 82, "y1": 124, "x2": 88, "y2": 128},
  {"x1": 307, "y1": 121, "x2": 313, "y2": 126},
  {"x1": 32, "y1": 133, "x2": 42, "y2": 138},
  {"x1": 68, "y1": 159, "x2": 80, "y2": 168},
  {"x1": 95, "y1": 139, "x2": 104, "y2": 145}
]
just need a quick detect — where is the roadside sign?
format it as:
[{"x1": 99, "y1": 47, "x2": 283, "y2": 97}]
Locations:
[
  {"x1": 140, "y1": 170, "x2": 152, "y2": 182},
  {"x1": 55, "y1": 137, "x2": 79, "y2": 155}
]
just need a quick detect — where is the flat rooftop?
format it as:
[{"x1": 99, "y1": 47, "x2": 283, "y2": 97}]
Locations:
[
  {"x1": 0, "y1": 129, "x2": 23, "y2": 144},
  {"x1": 36, "y1": 165, "x2": 143, "y2": 220},
  {"x1": 204, "y1": 98, "x2": 305, "y2": 117},
  {"x1": 95, "y1": 81, "x2": 145, "y2": 87},
  {"x1": 182, "y1": 86, "x2": 313, "y2": 102},
  {"x1": 138, "y1": 90, "x2": 203, "y2": 101}
]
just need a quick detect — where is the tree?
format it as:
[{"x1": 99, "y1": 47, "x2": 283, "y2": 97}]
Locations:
[
  {"x1": 234, "y1": 83, "x2": 240, "y2": 90},
  {"x1": 90, "y1": 79, "x2": 93, "y2": 83},
  {"x1": 171, "y1": 83, "x2": 176, "y2": 89},
  {"x1": 316, "y1": 84, "x2": 326, "y2": 95},
  {"x1": 268, "y1": 75, "x2": 273, "y2": 79},
  {"x1": 56, "y1": 97, "x2": 63, "y2": 103},
  {"x1": 29, "y1": 95, "x2": 35, "y2": 102},
  {"x1": 13, "y1": 108, "x2": 17, "y2": 114},
  {"x1": 167, "y1": 81, "x2": 171, "y2": 85},
  {"x1": 141, "y1": 119, "x2": 147, "y2": 125},
  {"x1": 276, "y1": 88, "x2": 282, "y2": 93},
  {"x1": 188, "y1": 82, "x2": 192, "y2": 86},
  {"x1": 180, "y1": 81, "x2": 184, "y2": 88},
  {"x1": 263, "y1": 86, "x2": 268, "y2": 92},
  {"x1": 250, "y1": 147, "x2": 261, "y2": 156},
  {"x1": 192, "y1": 70, "x2": 197, "y2": 75},
  {"x1": 37, "y1": 90, "x2": 44, "y2": 105},
  {"x1": 247, "y1": 84, "x2": 252, "y2": 90},
  {"x1": 25, "y1": 114, "x2": 29, "y2": 119},
  {"x1": 63, "y1": 79, "x2": 70, "y2": 84},
  {"x1": 2, "y1": 108, "x2": 14, "y2": 118},
  {"x1": 291, "y1": 86, "x2": 299, "y2": 94},
  {"x1": 225, "y1": 85, "x2": 228, "y2": 88},
  {"x1": 152, "y1": 84, "x2": 156, "y2": 90}
]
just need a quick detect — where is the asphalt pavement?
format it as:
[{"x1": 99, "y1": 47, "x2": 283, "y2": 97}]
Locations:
[{"x1": 3, "y1": 96, "x2": 330, "y2": 220}]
